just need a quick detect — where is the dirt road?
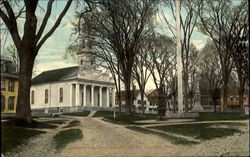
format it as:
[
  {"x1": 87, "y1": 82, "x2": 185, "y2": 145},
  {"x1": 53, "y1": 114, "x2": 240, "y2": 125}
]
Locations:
[{"x1": 4, "y1": 116, "x2": 249, "y2": 157}]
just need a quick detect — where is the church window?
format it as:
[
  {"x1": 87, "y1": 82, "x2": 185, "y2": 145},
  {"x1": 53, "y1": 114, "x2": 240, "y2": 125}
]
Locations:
[
  {"x1": 31, "y1": 91, "x2": 34, "y2": 104},
  {"x1": 59, "y1": 88, "x2": 63, "y2": 102},
  {"x1": 81, "y1": 59, "x2": 84, "y2": 65},
  {"x1": 45, "y1": 89, "x2": 48, "y2": 104}
]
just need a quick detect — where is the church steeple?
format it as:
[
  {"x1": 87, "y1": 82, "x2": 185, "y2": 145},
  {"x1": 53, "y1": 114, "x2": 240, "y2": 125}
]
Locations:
[{"x1": 77, "y1": 10, "x2": 95, "y2": 70}]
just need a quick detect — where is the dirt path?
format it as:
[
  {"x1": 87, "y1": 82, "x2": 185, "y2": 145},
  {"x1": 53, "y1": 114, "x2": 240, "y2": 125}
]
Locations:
[
  {"x1": 60, "y1": 117, "x2": 177, "y2": 157},
  {"x1": 4, "y1": 116, "x2": 249, "y2": 157}
]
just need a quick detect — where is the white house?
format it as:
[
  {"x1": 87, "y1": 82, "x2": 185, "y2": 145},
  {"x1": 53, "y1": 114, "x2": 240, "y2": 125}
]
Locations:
[
  {"x1": 30, "y1": 52, "x2": 116, "y2": 114},
  {"x1": 116, "y1": 90, "x2": 153, "y2": 113}
]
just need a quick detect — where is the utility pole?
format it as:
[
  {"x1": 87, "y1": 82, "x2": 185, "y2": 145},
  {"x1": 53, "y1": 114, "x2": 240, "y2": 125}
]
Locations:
[{"x1": 175, "y1": 0, "x2": 183, "y2": 113}]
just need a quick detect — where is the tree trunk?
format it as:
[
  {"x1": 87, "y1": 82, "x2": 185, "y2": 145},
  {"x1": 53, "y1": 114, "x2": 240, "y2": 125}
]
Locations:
[
  {"x1": 239, "y1": 88, "x2": 245, "y2": 114},
  {"x1": 16, "y1": 50, "x2": 35, "y2": 123},
  {"x1": 140, "y1": 91, "x2": 145, "y2": 116},
  {"x1": 222, "y1": 78, "x2": 229, "y2": 112},
  {"x1": 124, "y1": 78, "x2": 132, "y2": 115},
  {"x1": 211, "y1": 95, "x2": 217, "y2": 113},
  {"x1": 183, "y1": 73, "x2": 189, "y2": 112}
]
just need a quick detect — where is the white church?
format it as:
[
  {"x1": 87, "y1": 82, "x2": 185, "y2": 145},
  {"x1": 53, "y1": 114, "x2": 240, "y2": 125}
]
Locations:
[{"x1": 30, "y1": 52, "x2": 116, "y2": 114}]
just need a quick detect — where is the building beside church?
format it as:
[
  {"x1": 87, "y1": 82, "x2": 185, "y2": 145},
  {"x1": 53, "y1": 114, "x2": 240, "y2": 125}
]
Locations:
[{"x1": 1, "y1": 59, "x2": 19, "y2": 116}]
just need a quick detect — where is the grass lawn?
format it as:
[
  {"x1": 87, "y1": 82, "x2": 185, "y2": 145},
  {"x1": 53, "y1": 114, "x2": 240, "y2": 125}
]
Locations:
[
  {"x1": 148, "y1": 122, "x2": 244, "y2": 140},
  {"x1": 126, "y1": 126, "x2": 198, "y2": 145},
  {"x1": 94, "y1": 111, "x2": 157, "y2": 125},
  {"x1": 1, "y1": 120, "x2": 52, "y2": 154},
  {"x1": 63, "y1": 111, "x2": 90, "y2": 117},
  {"x1": 197, "y1": 112, "x2": 249, "y2": 121},
  {"x1": 42, "y1": 119, "x2": 68, "y2": 125},
  {"x1": 63, "y1": 120, "x2": 81, "y2": 128},
  {"x1": 53, "y1": 129, "x2": 83, "y2": 152}
]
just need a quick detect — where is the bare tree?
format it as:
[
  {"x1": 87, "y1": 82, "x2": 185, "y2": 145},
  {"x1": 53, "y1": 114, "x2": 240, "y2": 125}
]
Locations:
[
  {"x1": 81, "y1": 0, "x2": 158, "y2": 114},
  {"x1": 198, "y1": 0, "x2": 246, "y2": 112},
  {"x1": 145, "y1": 34, "x2": 176, "y2": 119},
  {"x1": 0, "y1": 0, "x2": 91, "y2": 123},
  {"x1": 132, "y1": 38, "x2": 152, "y2": 116},
  {"x1": 230, "y1": 0, "x2": 248, "y2": 114},
  {"x1": 198, "y1": 40, "x2": 223, "y2": 112},
  {"x1": 162, "y1": 0, "x2": 202, "y2": 112}
]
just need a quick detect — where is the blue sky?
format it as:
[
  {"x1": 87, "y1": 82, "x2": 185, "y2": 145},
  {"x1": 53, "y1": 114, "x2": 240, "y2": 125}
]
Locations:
[{"x1": 1, "y1": 1, "x2": 208, "y2": 79}]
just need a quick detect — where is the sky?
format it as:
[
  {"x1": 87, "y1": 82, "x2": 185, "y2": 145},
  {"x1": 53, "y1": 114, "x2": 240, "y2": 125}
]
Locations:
[{"x1": 0, "y1": 0, "x2": 209, "y2": 91}]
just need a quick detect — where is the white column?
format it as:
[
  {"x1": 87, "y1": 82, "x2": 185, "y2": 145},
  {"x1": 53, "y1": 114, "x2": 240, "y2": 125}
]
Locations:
[
  {"x1": 106, "y1": 87, "x2": 110, "y2": 107},
  {"x1": 91, "y1": 85, "x2": 95, "y2": 107},
  {"x1": 83, "y1": 84, "x2": 86, "y2": 106},
  {"x1": 112, "y1": 88, "x2": 115, "y2": 107},
  {"x1": 176, "y1": 0, "x2": 183, "y2": 113},
  {"x1": 69, "y1": 84, "x2": 73, "y2": 106},
  {"x1": 76, "y1": 83, "x2": 80, "y2": 106},
  {"x1": 99, "y1": 86, "x2": 102, "y2": 107}
]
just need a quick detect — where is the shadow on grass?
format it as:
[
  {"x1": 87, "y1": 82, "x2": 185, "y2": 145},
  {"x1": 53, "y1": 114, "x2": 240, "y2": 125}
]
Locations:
[
  {"x1": 42, "y1": 119, "x2": 68, "y2": 125},
  {"x1": 63, "y1": 111, "x2": 90, "y2": 117},
  {"x1": 96, "y1": 111, "x2": 157, "y2": 125},
  {"x1": 63, "y1": 120, "x2": 81, "y2": 128},
  {"x1": 148, "y1": 122, "x2": 243, "y2": 140},
  {"x1": 1, "y1": 121, "x2": 46, "y2": 154},
  {"x1": 196, "y1": 112, "x2": 249, "y2": 121},
  {"x1": 53, "y1": 129, "x2": 83, "y2": 153},
  {"x1": 2, "y1": 119, "x2": 57, "y2": 129},
  {"x1": 126, "y1": 126, "x2": 198, "y2": 145}
]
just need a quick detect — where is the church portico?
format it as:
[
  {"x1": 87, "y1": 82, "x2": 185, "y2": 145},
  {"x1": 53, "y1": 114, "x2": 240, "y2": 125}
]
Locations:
[{"x1": 68, "y1": 82, "x2": 115, "y2": 108}]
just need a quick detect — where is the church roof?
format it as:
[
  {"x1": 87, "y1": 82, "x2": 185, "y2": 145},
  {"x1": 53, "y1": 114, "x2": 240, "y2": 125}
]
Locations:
[{"x1": 32, "y1": 66, "x2": 79, "y2": 85}]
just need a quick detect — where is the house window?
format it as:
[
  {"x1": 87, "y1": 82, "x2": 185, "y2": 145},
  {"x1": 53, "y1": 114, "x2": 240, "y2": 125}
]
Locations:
[
  {"x1": 31, "y1": 91, "x2": 34, "y2": 104},
  {"x1": 8, "y1": 96, "x2": 15, "y2": 110},
  {"x1": 59, "y1": 88, "x2": 63, "y2": 103},
  {"x1": 230, "y1": 97, "x2": 234, "y2": 101},
  {"x1": 244, "y1": 96, "x2": 247, "y2": 101},
  {"x1": 45, "y1": 89, "x2": 48, "y2": 104},
  {"x1": 1, "y1": 95, "x2": 5, "y2": 111},
  {"x1": 8, "y1": 80, "x2": 14, "y2": 92},
  {"x1": 1, "y1": 79, "x2": 5, "y2": 91},
  {"x1": 138, "y1": 100, "x2": 141, "y2": 104}
]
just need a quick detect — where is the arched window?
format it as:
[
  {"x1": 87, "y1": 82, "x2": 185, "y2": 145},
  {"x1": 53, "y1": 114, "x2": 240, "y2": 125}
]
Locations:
[
  {"x1": 80, "y1": 59, "x2": 84, "y2": 65},
  {"x1": 59, "y1": 88, "x2": 63, "y2": 102},
  {"x1": 31, "y1": 91, "x2": 34, "y2": 104},
  {"x1": 45, "y1": 89, "x2": 48, "y2": 104},
  {"x1": 1, "y1": 95, "x2": 5, "y2": 111}
]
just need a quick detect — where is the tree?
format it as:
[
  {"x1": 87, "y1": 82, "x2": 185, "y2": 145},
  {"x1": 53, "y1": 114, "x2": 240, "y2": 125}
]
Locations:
[
  {"x1": 198, "y1": 40, "x2": 222, "y2": 112},
  {"x1": 198, "y1": 0, "x2": 247, "y2": 112},
  {"x1": 145, "y1": 34, "x2": 176, "y2": 119},
  {"x1": 162, "y1": 0, "x2": 203, "y2": 112},
  {"x1": 0, "y1": 0, "x2": 91, "y2": 123},
  {"x1": 80, "y1": 0, "x2": 158, "y2": 114},
  {"x1": 132, "y1": 38, "x2": 152, "y2": 115},
  {"x1": 230, "y1": 0, "x2": 248, "y2": 114}
]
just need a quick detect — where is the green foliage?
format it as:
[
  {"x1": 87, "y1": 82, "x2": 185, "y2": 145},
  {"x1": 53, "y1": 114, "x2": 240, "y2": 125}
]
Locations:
[
  {"x1": 53, "y1": 129, "x2": 83, "y2": 152},
  {"x1": 149, "y1": 122, "x2": 243, "y2": 140},
  {"x1": 1, "y1": 121, "x2": 46, "y2": 154}
]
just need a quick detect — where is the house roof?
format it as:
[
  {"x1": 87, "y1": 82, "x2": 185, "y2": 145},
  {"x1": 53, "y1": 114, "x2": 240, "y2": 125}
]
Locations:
[
  {"x1": 116, "y1": 90, "x2": 141, "y2": 100},
  {"x1": 32, "y1": 66, "x2": 78, "y2": 85}
]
